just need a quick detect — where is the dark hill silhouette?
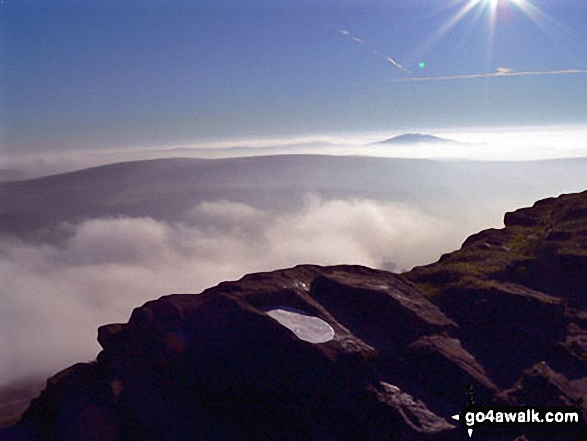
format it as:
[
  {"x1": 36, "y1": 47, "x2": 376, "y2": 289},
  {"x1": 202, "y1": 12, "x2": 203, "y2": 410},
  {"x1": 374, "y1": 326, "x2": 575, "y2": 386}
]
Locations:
[
  {"x1": 2, "y1": 155, "x2": 587, "y2": 243},
  {"x1": 374, "y1": 133, "x2": 458, "y2": 145},
  {"x1": 0, "y1": 169, "x2": 30, "y2": 182}
]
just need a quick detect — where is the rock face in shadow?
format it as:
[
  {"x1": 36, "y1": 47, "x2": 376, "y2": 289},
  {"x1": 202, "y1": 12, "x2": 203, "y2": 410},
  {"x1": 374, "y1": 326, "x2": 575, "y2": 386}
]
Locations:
[
  {"x1": 9, "y1": 267, "x2": 458, "y2": 440},
  {"x1": 0, "y1": 380, "x2": 45, "y2": 429},
  {"x1": 5, "y1": 190, "x2": 587, "y2": 440}
]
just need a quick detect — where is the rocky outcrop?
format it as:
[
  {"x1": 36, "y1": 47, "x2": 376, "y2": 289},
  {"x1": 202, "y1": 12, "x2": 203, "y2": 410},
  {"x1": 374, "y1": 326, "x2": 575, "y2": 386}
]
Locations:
[
  {"x1": 406, "y1": 190, "x2": 587, "y2": 438},
  {"x1": 8, "y1": 266, "x2": 461, "y2": 440},
  {"x1": 4, "y1": 191, "x2": 587, "y2": 440}
]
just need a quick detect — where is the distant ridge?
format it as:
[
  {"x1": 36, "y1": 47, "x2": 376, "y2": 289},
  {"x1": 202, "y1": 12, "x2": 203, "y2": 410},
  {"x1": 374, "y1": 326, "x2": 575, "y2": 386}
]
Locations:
[
  {"x1": 2, "y1": 155, "x2": 587, "y2": 242},
  {"x1": 0, "y1": 169, "x2": 30, "y2": 182},
  {"x1": 374, "y1": 133, "x2": 457, "y2": 145}
]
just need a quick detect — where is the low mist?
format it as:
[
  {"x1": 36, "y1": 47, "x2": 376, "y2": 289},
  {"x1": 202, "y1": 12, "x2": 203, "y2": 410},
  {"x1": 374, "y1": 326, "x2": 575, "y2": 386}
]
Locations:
[
  {"x1": 0, "y1": 196, "x2": 463, "y2": 386},
  {"x1": 2, "y1": 128, "x2": 587, "y2": 386},
  {"x1": 2, "y1": 126, "x2": 587, "y2": 179}
]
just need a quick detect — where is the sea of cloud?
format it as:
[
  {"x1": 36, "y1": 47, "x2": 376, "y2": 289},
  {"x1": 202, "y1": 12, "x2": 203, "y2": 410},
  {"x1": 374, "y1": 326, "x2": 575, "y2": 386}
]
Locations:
[
  {"x1": 0, "y1": 196, "x2": 463, "y2": 386},
  {"x1": 2, "y1": 125, "x2": 587, "y2": 178},
  {"x1": 2, "y1": 125, "x2": 586, "y2": 385}
]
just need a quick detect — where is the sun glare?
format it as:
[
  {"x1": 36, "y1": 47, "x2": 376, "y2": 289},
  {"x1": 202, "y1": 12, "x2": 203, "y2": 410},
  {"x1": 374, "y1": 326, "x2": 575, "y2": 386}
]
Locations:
[
  {"x1": 478, "y1": 0, "x2": 527, "y2": 6},
  {"x1": 418, "y1": 0, "x2": 565, "y2": 65}
]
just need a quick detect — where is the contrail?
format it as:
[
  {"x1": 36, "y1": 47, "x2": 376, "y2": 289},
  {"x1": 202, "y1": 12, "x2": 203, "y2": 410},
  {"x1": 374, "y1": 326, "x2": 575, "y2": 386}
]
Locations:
[
  {"x1": 339, "y1": 28, "x2": 410, "y2": 74},
  {"x1": 388, "y1": 68, "x2": 587, "y2": 82},
  {"x1": 387, "y1": 57, "x2": 411, "y2": 74}
]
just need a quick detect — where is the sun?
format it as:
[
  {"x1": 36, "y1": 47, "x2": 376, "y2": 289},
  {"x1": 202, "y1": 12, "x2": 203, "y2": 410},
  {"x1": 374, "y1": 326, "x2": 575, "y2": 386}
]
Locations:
[
  {"x1": 468, "y1": 0, "x2": 543, "y2": 25},
  {"x1": 476, "y1": 0, "x2": 527, "y2": 6},
  {"x1": 418, "y1": 0, "x2": 549, "y2": 60},
  {"x1": 471, "y1": 0, "x2": 532, "y2": 19},
  {"x1": 473, "y1": 0, "x2": 551, "y2": 49},
  {"x1": 411, "y1": 0, "x2": 575, "y2": 73}
]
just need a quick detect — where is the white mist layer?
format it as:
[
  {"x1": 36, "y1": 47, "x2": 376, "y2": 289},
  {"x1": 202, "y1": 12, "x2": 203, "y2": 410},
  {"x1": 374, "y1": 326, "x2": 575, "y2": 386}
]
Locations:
[
  {"x1": 0, "y1": 197, "x2": 462, "y2": 386},
  {"x1": 2, "y1": 125, "x2": 587, "y2": 178}
]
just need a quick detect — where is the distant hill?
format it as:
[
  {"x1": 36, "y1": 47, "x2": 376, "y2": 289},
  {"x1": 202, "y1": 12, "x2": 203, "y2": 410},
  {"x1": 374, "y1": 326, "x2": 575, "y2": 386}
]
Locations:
[
  {"x1": 0, "y1": 169, "x2": 30, "y2": 182},
  {"x1": 374, "y1": 133, "x2": 458, "y2": 145},
  {"x1": 2, "y1": 155, "x2": 587, "y2": 242}
]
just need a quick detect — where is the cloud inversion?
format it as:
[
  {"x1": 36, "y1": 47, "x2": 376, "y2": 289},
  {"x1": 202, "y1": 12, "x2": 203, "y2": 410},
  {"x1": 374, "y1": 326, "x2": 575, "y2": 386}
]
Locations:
[{"x1": 0, "y1": 197, "x2": 460, "y2": 386}]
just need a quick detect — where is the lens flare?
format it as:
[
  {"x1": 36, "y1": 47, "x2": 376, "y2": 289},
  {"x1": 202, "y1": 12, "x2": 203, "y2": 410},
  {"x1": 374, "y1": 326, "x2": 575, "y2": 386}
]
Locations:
[{"x1": 415, "y1": 0, "x2": 573, "y2": 68}]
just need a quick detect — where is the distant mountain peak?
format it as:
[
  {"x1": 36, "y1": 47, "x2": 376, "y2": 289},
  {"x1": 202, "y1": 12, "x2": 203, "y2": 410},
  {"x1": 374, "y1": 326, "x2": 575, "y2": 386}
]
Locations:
[{"x1": 375, "y1": 133, "x2": 457, "y2": 145}]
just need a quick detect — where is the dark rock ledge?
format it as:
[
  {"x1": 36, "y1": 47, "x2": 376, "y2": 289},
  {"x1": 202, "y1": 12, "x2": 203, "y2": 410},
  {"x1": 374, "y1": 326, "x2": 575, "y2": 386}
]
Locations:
[{"x1": 3, "y1": 190, "x2": 587, "y2": 440}]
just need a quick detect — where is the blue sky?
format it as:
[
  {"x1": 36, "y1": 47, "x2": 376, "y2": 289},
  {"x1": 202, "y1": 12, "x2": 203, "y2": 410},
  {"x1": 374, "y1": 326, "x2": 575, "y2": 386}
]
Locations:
[{"x1": 2, "y1": 0, "x2": 587, "y2": 153}]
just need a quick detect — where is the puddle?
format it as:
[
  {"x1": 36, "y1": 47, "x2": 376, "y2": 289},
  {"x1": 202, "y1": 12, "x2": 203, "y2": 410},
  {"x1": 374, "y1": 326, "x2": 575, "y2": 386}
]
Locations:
[{"x1": 265, "y1": 307, "x2": 335, "y2": 344}]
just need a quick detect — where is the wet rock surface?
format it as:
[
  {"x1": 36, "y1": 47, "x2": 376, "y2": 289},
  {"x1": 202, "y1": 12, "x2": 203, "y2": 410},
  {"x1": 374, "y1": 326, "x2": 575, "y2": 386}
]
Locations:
[{"x1": 4, "y1": 191, "x2": 587, "y2": 440}]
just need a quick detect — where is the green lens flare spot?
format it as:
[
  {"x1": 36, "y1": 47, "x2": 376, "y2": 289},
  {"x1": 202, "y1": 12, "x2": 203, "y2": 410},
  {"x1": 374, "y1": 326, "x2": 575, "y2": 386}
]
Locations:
[{"x1": 419, "y1": 61, "x2": 426, "y2": 69}]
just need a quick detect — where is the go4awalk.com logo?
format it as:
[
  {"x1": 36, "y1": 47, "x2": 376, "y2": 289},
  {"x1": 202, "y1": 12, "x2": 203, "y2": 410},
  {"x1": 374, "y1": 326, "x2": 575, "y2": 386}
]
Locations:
[{"x1": 451, "y1": 406, "x2": 583, "y2": 438}]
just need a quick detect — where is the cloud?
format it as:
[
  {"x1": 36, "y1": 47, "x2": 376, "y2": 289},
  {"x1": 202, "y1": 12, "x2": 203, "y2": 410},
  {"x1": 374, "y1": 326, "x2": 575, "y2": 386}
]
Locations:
[
  {"x1": 0, "y1": 197, "x2": 461, "y2": 385},
  {"x1": 388, "y1": 68, "x2": 587, "y2": 82},
  {"x1": 496, "y1": 67, "x2": 514, "y2": 75},
  {"x1": 351, "y1": 37, "x2": 365, "y2": 45}
]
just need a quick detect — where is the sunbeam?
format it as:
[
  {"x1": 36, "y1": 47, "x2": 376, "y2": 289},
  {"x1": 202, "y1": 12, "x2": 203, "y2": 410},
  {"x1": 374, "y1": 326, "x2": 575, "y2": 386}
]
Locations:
[
  {"x1": 416, "y1": 0, "x2": 484, "y2": 59},
  {"x1": 421, "y1": 0, "x2": 577, "y2": 67}
]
